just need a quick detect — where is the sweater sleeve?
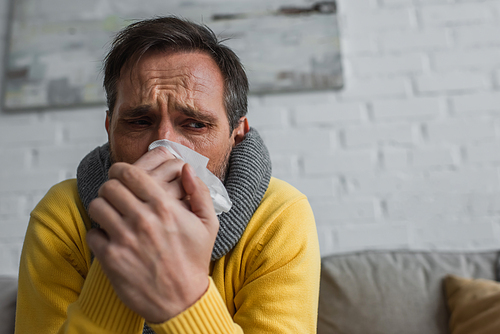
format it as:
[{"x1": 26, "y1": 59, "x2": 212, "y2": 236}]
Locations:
[
  {"x1": 147, "y1": 278, "x2": 243, "y2": 334},
  {"x1": 15, "y1": 180, "x2": 92, "y2": 333},
  {"x1": 59, "y1": 260, "x2": 144, "y2": 333},
  {"x1": 16, "y1": 180, "x2": 148, "y2": 334}
]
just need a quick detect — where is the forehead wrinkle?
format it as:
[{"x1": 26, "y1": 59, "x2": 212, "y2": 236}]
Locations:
[
  {"x1": 135, "y1": 74, "x2": 193, "y2": 107},
  {"x1": 146, "y1": 64, "x2": 216, "y2": 95},
  {"x1": 121, "y1": 53, "x2": 223, "y2": 117}
]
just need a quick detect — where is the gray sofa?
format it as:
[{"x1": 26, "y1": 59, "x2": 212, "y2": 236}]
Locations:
[
  {"x1": 0, "y1": 276, "x2": 16, "y2": 334},
  {"x1": 318, "y1": 250, "x2": 499, "y2": 334},
  {"x1": 2, "y1": 250, "x2": 498, "y2": 334}
]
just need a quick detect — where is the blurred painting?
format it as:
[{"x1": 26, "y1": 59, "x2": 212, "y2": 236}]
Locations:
[{"x1": 4, "y1": 0, "x2": 342, "y2": 110}]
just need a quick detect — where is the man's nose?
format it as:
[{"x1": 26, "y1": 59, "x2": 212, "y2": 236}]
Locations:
[{"x1": 155, "y1": 118, "x2": 177, "y2": 142}]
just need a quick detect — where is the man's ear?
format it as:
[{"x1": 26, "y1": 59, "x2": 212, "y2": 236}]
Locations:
[
  {"x1": 105, "y1": 110, "x2": 111, "y2": 135},
  {"x1": 232, "y1": 117, "x2": 249, "y2": 146}
]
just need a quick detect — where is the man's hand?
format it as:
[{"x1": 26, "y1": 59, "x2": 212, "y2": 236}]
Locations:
[{"x1": 86, "y1": 147, "x2": 219, "y2": 324}]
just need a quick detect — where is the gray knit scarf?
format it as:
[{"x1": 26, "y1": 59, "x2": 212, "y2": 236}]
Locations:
[{"x1": 76, "y1": 128, "x2": 271, "y2": 333}]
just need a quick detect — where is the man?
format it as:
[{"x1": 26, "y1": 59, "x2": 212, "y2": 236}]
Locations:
[{"x1": 16, "y1": 17, "x2": 320, "y2": 333}]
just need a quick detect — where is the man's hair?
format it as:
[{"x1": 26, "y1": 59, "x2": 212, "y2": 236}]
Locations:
[{"x1": 103, "y1": 16, "x2": 249, "y2": 133}]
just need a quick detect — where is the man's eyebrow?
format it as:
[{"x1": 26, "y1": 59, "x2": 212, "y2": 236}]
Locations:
[
  {"x1": 176, "y1": 104, "x2": 218, "y2": 124},
  {"x1": 120, "y1": 104, "x2": 219, "y2": 123},
  {"x1": 121, "y1": 105, "x2": 152, "y2": 117}
]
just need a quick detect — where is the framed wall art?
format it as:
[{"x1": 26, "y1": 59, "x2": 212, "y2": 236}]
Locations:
[{"x1": 4, "y1": 0, "x2": 342, "y2": 110}]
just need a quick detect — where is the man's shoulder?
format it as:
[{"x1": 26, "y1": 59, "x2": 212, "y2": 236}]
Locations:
[
  {"x1": 31, "y1": 179, "x2": 90, "y2": 229},
  {"x1": 251, "y1": 177, "x2": 312, "y2": 228},
  {"x1": 237, "y1": 176, "x2": 318, "y2": 265},
  {"x1": 262, "y1": 177, "x2": 307, "y2": 207},
  {"x1": 35, "y1": 179, "x2": 79, "y2": 209},
  {"x1": 49, "y1": 178, "x2": 78, "y2": 195}
]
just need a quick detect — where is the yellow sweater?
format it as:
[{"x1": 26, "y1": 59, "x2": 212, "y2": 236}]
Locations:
[{"x1": 16, "y1": 177, "x2": 320, "y2": 333}]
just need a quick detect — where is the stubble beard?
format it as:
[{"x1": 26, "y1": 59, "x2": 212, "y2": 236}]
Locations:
[{"x1": 213, "y1": 145, "x2": 232, "y2": 183}]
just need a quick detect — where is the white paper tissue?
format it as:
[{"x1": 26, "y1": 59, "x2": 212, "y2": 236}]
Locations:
[{"x1": 148, "y1": 139, "x2": 232, "y2": 215}]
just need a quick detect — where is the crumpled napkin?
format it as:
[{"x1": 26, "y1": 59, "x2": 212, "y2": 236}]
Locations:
[{"x1": 148, "y1": 139, "x2": 232, "y2": 215}]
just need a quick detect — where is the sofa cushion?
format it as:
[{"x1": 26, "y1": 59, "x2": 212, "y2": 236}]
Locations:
[
  {"x1": 0, "y1": 276, "x2": 17, "y2": 334},
  {"x1": 318, "y1": 250, "x2": 498, "y2": 334},
  {"x1": 444, "y1": 275, "x2": 500, "y2": 334}
]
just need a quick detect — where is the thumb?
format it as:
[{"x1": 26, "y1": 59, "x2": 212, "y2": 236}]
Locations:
[{"x1": 182, "y1": 164, "x2": 219, "y2": 229}]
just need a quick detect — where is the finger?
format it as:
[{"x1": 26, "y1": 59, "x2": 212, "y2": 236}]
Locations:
[
  {"x1": 86, "y1": 227, "x2": 110, "y2": 261},
  {"x1": 182, "y1": 164, "x2": 219, "y2": 231},
  {"x1": 133, "y1": 146, "x2": 177, "y2": 171},
  {"x1": 108, "y1": 163, "x2": 165, "y2": 202},
  {"x1": 98, "y1": 179, "x2": 147, "y2": 216},
  {"x1": 149, "y1": 158, "x2": 186, "y2": 184},
  {"x1": 163, "y1": 177, "x2": 187, "y2": 200},
  {"x1": 89, "y1": 196, "x2": 129, "y2": 239},
  {"x1": 109, "y1": 163, "x2": 182, "y2": 204}
]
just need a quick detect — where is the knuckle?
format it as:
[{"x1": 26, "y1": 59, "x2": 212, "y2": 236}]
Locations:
[
  {"x1": 165, "y1": 178, "x2": 184, "y2": 197},
  {"x1": 161, "y1": 159, "x2": 185, "y2": 174},
  {"x1": 151, "y1": 200, "x2": 180, "y2": 228},
  {"x1": 154, "y1": 146, "x2": 175, "y2": 160},
  {"x1": 120, "y1": 165, "x2": 140, "y2": 183},
  {"x1": 104, "y1": 245, "x2": 130, "y2": 268},
  {"x1": 152, "y1": 199, "x2": 172, "y2": 217},
  {"x1": 88, "y1": 202, "x2": 98, "y2": 220},
  {"x1": 130, "y1": 208, "x2": 175, "y2": 239},
  {"x1": 99, "y1": 179, "x2": 120, "y2": 197},
  {"x1": 118, "y1": 232, "x2": 137, "y2": 249},
  {"x1": 136, "y1": 218, "x2": 157, "y2": 238},
  {"x1": 88, "y1": 198, "x2": 98, "y2": 213},
  {"x1": 134, "y1": 210, "x2": 154, "y2": 226},
  {"x1": 108, "y1": 162, "x2": 125, "y2": 177},
  {"x1": 88, "y1": 198, "x2": 105, "y2": 221},
  {"x1": 171, "y1": 158, "x2": 185, "y2": 167}
]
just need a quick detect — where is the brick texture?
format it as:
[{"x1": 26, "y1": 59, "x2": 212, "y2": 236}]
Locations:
[
  {"x1": 347, "y1": 54, "x2": 424, "y2": 76},
  {"x1": 372, "y1": 97, "x2": 442, "y2": 120},
  {"x1": 421, "y1": 3, "x2": 494, "y2": 26},
  {"x1": 416, "y1": 72, "x2": 489, "y2": 93},
  {"x1": 2, "y1": 0, "x2": 500, "y2": 275},
  {"x1": 380, "y1": 30, "x2": 450, "y2": 52},
  {"x1": 455, "y1": 24, "x2": 500, "y2": 47},
  {"x1": 451, "y1": 92, "x2": 500, "y2": 114},
  {"x1": 343, "y1": 123, "x2": 415, "y2": 147}
]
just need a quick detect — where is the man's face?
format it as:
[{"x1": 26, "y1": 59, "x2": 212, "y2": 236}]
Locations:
[{"x1": 106, "y1": 50, "x2": 247, "y2": 180}]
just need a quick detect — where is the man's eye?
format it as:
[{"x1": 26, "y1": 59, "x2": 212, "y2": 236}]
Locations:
[
  {"x1": 129, "y1": 119, "x2": 151, "y2": 126},
  {"x1": 186, "y1": 121, "x2": 206, "y2": 129}
]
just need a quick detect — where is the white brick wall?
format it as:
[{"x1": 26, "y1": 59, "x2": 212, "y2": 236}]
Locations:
[
  {"x1": 380, "y1": 30, "x2": 451, "y2": 52},
  {"x1": 2, "y1": 0, "x2": 500, "y2": 275},
  {"x1": 347, "y1": 54, "x2": 425, "y2": 76},
  {"x1": 433, "y1": 49, "x2": 500, "y2": 71},
  {"x1": 372, "y1": 97, "x2": 443, "y2": 120},
  {"x1": 416, "y1": 72, "x2": 490, "y2": 93},
  {"x1": 421, "y1": 3, "x2": 495, "y2": 26},
  {"x1": 455, "y1": 24, "x2": 500, "y2": 47},
  {"x1": 343, "y1": 123, "x2": 416, "y2": 147},
  {"x1": 452, "y1": 92, "x2": 500, "y2": 114},
  {"x1": 426, "y1": 119, "x2": 496, "y2": 144}
]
